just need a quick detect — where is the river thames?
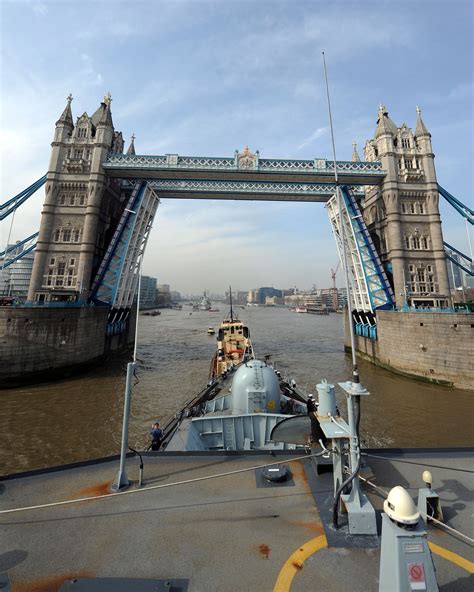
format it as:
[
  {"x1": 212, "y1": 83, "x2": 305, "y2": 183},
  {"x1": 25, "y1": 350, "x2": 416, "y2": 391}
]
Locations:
[{"x1": 1, "y1": 307, "x2": 472, "y2": 475}]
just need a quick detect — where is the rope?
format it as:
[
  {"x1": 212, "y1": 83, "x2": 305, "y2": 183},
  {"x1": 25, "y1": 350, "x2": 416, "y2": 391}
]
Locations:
[
  {"x1": 361, "y1": 452, "x2": 474, "y2": 474},
  {"x1": 357, "y1": 474, "x2": 474, "y2": 545},
  {"x1": 0, "y1": 451, "x2": 324, "y2": 516}
]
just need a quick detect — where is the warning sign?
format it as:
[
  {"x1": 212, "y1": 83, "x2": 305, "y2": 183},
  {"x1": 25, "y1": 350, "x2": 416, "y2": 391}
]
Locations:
[{"x1": 408, "y1": 562, "x2": 426, "y2": 591}]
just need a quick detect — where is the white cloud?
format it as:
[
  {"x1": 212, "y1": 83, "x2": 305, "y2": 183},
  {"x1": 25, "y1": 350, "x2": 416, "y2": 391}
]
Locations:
[{"x1": 297, "y1": 126, "x2": 328, "y2": 151}]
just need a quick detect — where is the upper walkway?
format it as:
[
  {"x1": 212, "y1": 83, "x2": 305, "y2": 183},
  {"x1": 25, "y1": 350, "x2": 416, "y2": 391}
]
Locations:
[{"x1": 103, "y1": 152, "x2": 385, "y2": 201}]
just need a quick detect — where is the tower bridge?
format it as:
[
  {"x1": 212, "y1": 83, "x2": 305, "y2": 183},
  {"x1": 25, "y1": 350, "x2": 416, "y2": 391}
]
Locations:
[{"x1": 1, "y1": 95, "x2": 473, "y2": 388}]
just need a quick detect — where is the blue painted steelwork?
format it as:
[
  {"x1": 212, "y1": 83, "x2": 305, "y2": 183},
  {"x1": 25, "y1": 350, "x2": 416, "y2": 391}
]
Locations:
[
  {"x1": 105, "y1": 153, "x2": 384, "y2": 177},
  {"x1": 0, "y1": 175, "x2": 46, "y2": 220},
  {"x1": 438, "y1": 184, "x2": 473, "y2": 224},
  {"x1": 90, "y1": 181, "x2": 148, "y2": 305},
  {"x1": 444, "y1": 241, "x2": 473, "y2": 276},
  {"x1": 341, "y1": 186, "x2": 395, "y2": 311},
  {"x1": 0, "y1": 232, "x2": 39, "y2": 269},
  {"x1": 145, "y1": 178, "x2": 365, "y2": 200}
]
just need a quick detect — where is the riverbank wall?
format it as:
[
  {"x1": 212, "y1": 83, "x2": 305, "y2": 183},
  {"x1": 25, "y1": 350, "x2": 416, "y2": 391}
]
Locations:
[
  {"x1": 345, "y1": 310, "x2": 474, "y2": 390},
  {"x1": 0, "y1": 305, "x2": 132, "y2": 387}
]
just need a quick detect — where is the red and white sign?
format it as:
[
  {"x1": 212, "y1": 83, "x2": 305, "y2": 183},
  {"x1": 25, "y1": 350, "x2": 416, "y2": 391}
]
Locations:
[{"x1": 408, "y1": 562, "x2": 426, "y2": 590}]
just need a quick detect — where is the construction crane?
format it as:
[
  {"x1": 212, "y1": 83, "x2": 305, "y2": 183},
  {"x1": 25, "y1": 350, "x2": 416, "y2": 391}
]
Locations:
[{"x1": 331, "y1": 261, "x2": 341, "y2": 310}]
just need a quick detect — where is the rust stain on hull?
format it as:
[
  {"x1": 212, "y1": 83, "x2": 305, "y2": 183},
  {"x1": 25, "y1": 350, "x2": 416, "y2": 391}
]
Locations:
[
  {"x1": 287, "y1": 519, "x2": 325, "y2": 535},
  {"x1": 70, "y1": 480, "x2": 112, "y2": 500},
  {"x1": 289, "y1": 460, "x2": 310, "y2": 490},
  {"x1": 258, "y1": 543, "x2": 271, "y2": 559},
  {"x1": 12, "y1": 571, "x2": 94, "y2": 592}
]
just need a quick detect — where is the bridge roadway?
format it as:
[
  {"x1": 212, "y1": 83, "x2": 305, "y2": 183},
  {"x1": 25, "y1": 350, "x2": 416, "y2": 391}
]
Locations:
[{"x1": 104, "y1": 153, "x2": 385, "y2": 202}]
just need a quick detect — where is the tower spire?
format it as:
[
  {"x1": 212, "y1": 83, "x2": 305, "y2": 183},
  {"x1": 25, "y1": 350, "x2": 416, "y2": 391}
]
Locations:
[
  {"x1": 351, "y1": 140, "x2": 361, "y2": 162},
  {"x1": 126, "y1": 133, "x2": 136, "y2": 155},
  {"x1": 56, "y1": 93, "x2": 74, "y2": 127},
  {"x1": 375, "y1": 103, "x2": 398, "y2": 137},
  {"x1": 415, "y1": 105, "x2": 430, "y2": 137}
]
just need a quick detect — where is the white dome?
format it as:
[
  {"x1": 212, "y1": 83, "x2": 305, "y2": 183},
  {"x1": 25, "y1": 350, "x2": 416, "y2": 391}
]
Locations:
[
  {"x1": 383, "y1": 486, "x2": 420, "y2": 525},
  {"x1": 231, "y1": 360, "x2": 281, "y2": 414}
]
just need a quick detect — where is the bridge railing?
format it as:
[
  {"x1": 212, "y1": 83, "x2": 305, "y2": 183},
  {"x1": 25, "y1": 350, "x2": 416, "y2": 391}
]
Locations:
[{"x1": 104, "y1": 153, "x2": 385, "y2": 176}]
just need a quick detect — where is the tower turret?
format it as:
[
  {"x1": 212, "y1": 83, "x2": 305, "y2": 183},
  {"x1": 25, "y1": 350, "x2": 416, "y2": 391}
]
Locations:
[
  {"x1": 415, "y1": 106, "x2": 433, "y2": 154},
  {"x1": 351, "y1": 141, "x2": 361, "y2": 162},
  {"x1": 126, "y1": 133, "x2": 136, "y2": 155}
]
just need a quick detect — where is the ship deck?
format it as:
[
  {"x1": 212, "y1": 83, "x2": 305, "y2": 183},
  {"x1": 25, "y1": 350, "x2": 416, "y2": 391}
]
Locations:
[{"x1": 1, "y1": 448, "x2": 473, "y2": 591}]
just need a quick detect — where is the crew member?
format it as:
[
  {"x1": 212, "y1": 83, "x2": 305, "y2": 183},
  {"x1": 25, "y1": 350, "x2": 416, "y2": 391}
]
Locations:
[
  {"x1": 306, "y1": 394, "x2": 326, "y2": 446},
  {"x1": 150, "y1": 422, "x2": 163, "y2": 451}
]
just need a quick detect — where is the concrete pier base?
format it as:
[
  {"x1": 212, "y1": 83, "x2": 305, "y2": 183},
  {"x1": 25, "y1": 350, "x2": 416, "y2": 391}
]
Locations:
[{"x1": 345, "y1": 310, "x2": 474, "y2": 391}]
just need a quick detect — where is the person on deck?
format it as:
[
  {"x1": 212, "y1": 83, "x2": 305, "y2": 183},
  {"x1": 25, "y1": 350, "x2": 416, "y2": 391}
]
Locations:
[
  {"x1": 150, "y1": 422, "x2": 163, "y2": 451},
  {"x1": 306, "y1": 394, "x2": 326, "y2": 447}
]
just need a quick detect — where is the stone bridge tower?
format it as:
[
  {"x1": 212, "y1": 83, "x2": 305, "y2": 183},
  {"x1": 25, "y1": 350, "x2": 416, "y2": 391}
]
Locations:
[
  {"x1": 362, "y1": 105, "x2": 451, "y2": 308},
  {"x1": 27, "y1": 95, "x2": 131, "y2": 303}
]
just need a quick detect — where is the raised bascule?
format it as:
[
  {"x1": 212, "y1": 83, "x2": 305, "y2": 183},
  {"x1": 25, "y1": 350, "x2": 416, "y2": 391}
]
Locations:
[{"x1": 1, "y1": 95, "x2": 473, "y2": 387}]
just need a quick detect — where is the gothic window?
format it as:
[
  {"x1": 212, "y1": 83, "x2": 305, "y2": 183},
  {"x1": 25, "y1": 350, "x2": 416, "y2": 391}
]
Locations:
[
  {"x1": 402, "y1": 137, "x2": 410, "y2": 149},
  {"x1": 79, "y1": 194, "x2": 86, "y2": 206},
  {"x1": 418, "y1": 202, "x2": 425, "y2": 214},
  {"x1": 406, "y1": 158, "x2": 413, "y2": 170},
  {"x1": 398, "y1": 159, "x2": 403, "y2": 170},
  {"x1": 73, "y1": 229, "x2": 81, "y2": 242},
  {"x1": 69, "y1": 258, "x2": 76, "y2": 267},
  {"x1": 409, "y1": 264, "x2": 414, "y2": 273},
  {"x1": 401, "y1": 202, "x2": 407, "y2": 214},
  {"x1": 59, "y1": 194, "x2": 66, "y2": 205},
  {"x1": 405, "y1": 236, "x2": 411, "y2": 249},
  {"x1": 85, "y1": 149, "x2": 91, "y2": 160},
  {"x1": 69, "y1": 195, "x2": 75, "y2": 206},
  {"x1": 53, "y1": 229, "x2": 61, "y2": 242},
  {"x1": 63, "y1": 228, "x2": 72, "y2": 242},
  {"x1": 73, "y1": 149, "x2": 82, "y2": 159},
  {"x1": 77, "y1": 127, "x2": 87, "y2": 139},
  {"x1": 421, "y1": 237, "x2": 428, "y2": 249},
  {"x1": 415, "y1": 159, "x2": 420, "y2": 169},
  {"x1": 427, "y1": 265, "x2": 433, "y2": 273},
  {"x1": 57, "y1": 262, "x2": 66, "y2": 276},
  {"x1": 412, "y1": 236, "x2": 421, "y2": 249},
  {"x1": 410, "y1": 203, "x2": 416, "y2": 214},
  {"x1": 50, "y1": 257, "x2": 55, "y2": 266}
]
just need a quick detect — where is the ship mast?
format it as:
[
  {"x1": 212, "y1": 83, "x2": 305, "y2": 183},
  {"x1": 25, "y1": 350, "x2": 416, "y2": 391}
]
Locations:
[{"x1": 229, "y1": 285, "x2": 234, "y2": 321}]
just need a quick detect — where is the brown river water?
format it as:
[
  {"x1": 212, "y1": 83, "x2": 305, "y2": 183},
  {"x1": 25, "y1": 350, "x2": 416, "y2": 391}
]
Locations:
[{"x1": 1, "y1": 307, "x2": 472, "y2": 476}]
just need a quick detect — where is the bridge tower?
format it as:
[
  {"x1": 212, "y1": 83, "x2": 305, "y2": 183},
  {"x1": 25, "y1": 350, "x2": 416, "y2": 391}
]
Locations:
[
  {"x1": 27, "y1": 94, "x2": 128, "y2": 303},
  {"x1": 362, "y1": 105, "x2": 451, "y2": 308}
]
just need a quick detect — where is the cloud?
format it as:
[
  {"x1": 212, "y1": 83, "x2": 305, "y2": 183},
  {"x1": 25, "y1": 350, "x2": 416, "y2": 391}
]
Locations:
[{"x1": 297, "y1": 127, "x2": 328, "y2": 151}]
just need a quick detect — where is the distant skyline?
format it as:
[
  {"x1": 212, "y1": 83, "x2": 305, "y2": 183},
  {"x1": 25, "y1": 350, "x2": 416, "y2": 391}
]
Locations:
[{"x1": 1, "y1": 0, "x2": 472, "y2": 293}]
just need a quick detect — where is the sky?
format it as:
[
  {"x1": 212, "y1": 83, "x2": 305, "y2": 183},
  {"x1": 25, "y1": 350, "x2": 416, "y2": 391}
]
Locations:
[{"x1": 1, "y1": 0, "x2": 473, "y2": 295}]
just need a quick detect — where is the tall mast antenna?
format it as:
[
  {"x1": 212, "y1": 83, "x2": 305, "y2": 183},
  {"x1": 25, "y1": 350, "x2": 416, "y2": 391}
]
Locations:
[{"x1": 322, "y1": 51, "x2": 359, "y2": 383}]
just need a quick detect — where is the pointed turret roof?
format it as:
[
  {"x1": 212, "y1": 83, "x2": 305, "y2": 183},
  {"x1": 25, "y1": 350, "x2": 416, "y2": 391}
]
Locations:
[
  {"x1": 56, "y1": 93, "x2": 74, "y2": 127},
  {"x1": 415, "y1": 106, "x2": 430, "y2": 137},
  {"x1": 126, "y1": 133, "x2": 136, "y2": 155},
  {"x1": 351, "y1": 140, "x2": 361, "y2": 162},
  {"x1": 375, "y1": 103, "x2": 398, "y2": 138},
  {"x1": 91, "y1": 93, "x2": 114, "y2": 128}
]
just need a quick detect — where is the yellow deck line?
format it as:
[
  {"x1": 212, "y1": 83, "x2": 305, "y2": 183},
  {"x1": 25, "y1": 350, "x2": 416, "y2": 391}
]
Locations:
[
  {"x1": 274, "y1": 534, "x2": 328, "y2": 592},
  {"x1": 429, "y1": 541, "x2": 474, "y2": 573}
]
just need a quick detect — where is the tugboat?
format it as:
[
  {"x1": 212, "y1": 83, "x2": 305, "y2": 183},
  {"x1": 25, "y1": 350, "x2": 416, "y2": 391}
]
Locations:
[{"x1": 210, "y1": 289, "x2": 253, "y2": 381}]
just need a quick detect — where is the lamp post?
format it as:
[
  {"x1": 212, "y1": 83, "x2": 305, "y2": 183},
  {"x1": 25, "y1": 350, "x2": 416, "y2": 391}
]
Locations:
[{"x1": 111, "y1": 209, "x2": 141, "y2": 492}]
